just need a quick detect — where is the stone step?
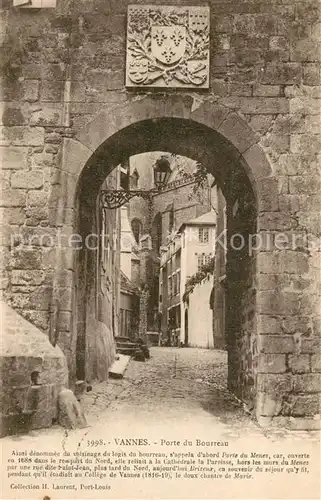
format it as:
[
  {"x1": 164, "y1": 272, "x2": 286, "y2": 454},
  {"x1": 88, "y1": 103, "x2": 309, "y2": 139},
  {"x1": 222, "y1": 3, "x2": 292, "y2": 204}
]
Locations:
[
  {"x1": 115, "y1": 336, "x2": 132, "y2": 343},
  {"x1": 116, "y1": 341, "x2": 137, "y2": 349},
  {"x1": 116, "y1": 347, "x2": 136, "y2": 356},
  {"x1": 109, "y1": 354, "x2": 131, "y2": 379}
]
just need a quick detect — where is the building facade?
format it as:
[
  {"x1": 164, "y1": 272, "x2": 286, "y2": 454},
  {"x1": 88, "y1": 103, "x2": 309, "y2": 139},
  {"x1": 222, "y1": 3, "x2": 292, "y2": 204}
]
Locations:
[
  {"x1": 159, "y1": 211, "x2": 216, "y2": 347},
  {"x1": 1, "y1": 0, "x2": 320, "y2": 432}
]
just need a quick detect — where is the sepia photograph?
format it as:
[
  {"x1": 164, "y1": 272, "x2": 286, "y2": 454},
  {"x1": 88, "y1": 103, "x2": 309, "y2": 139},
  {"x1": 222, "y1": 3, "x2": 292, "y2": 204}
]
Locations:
[{"x1": 0, "y1": 0, "x2": 320, "y2": 499}]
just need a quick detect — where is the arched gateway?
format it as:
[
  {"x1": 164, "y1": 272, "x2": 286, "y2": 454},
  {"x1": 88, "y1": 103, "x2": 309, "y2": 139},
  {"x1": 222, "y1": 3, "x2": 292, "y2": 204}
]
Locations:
[{"x1": 50, "y1": 95, "x2": 316, "y2": 429}]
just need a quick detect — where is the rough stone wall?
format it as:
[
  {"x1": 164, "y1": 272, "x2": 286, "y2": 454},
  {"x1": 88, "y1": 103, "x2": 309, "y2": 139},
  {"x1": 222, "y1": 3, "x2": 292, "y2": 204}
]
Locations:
[
  {"x1": 0, "y1": 301, "x2": 68, "y2": 437},
  {"x1": 0, "y1": 0, "x2": 320, "y2": 429}
]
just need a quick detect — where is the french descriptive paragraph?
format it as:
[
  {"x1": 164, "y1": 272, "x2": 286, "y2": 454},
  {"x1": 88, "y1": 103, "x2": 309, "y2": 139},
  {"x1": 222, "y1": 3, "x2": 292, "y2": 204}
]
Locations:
[{"x1": 6, "y1": 439, "x2": 312, "y2": 492}]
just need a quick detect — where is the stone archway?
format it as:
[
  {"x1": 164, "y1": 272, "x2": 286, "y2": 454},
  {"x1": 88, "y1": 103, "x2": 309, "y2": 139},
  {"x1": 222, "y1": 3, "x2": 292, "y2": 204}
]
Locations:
[{"x1": 52, "y1": 94, "x2": 282, "y2": 426}]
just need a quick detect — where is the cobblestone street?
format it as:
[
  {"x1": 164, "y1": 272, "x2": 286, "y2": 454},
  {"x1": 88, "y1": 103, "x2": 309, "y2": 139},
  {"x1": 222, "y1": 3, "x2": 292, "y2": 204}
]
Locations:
[
  {"x1": 84, "y1": 347, "x2": 259, "y2": 439},
  {"x1": 83, "y1": 347, "x2": 319, "y2": 443}
]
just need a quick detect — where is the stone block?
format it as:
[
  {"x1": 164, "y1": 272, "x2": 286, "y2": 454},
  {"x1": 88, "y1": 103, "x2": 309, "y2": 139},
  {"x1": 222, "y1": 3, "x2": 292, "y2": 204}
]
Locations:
[
  {"x1": 218, "y1": 112, "x2": 259, "y2": 153},
  {"x1": 11, "y1": 170, "x2": 44, "y2": 189},
  {"x1": 57, "y1": 311, "x2": 72, "y2": 332},
  {"x1": 258, "y1": 353, "x2": 286, "y2": 373},
  {"x1": 55, "y1": 287, "x2": 73, "y2": 311},
  {"x1": 257, "y1": 314, "x2": 282, "y2": 334},
  {"x1": 7, "y1": 287, "x2": 51, "y2": 311},
  {"x1": 275, "y1": 154, "x2": 318, "y2": 176},
  {"x1": 0, "y1": 189, "x2": 26, "y2": 207},
  {"x1": 0, "y1": 146, "x2": 28, "y2": 170},
  {"x1": 311, "y1": 354, "x2": 321, "y2": 373},
  {"x1": 262, "y1": 134, "x2": 290, "y2": 154},
  {"x1": 229, "y1": 82, "x2": 252, "y2": 96},
  {"x1": 222, "y1": 96, "x2": 289, "y2": 114},
  {"x1": 287, "y1": 418, "x2": 320, "y2": 431},
  {"x1": 256, "y1": 178, "x2": 279, "y2": 212},
  {"x1": 9, "y1": 248, "x2": 42, "y2": 270},
  {"x1": 242, "y1": 144, "x2": 272, "y2": 179},
  {"x1": 256, "y1": 391, "x2": 282, "y2": 417},
  {"x1": 287, "y1": 395, "x2": 320, "y2": 417},
  {"x1": 253, "y1": 84, "x2": 281, "y2": 97},
  {"x1": 289, "y1": 175, "x2": 321, "y2": 195},
  {"x1": 257, "y1": 373, "x2": 292, "y2": 393},
  {"x1": 212, "y1": 15, "x2": 232, "y2": 33},
  {"x1": 45, "y1": 132, "x2": 62, "y2": 144},
  {"x1": 20, "y1": 226, "x2": 57, "y2": 248},
  {"x1": 257, "y1": 274, "x2": 281, "y2": 291},
  {"x1": 259, "y1": 213, "x2": 297, "y2": 231},
  {"x1": 305, "y1": 115, "x2": 321, "y2": 134},
  {"x1": 24, "y1": 63, "x2": 66, "y2": 81},
  {"x1": 21, "y1": 80, "x2": 40, "y2": 102},
  {"x1": 246, "y1": 115, "x2": 275, "y2": 134},
  {"x1": 301, "y1": 337, "x2": 320, "y2": 354},
  {"x1": 233, "y1": 14, "x2": 256, "y2": 34},
  {"x1": 259, "y1": 63, "x2": 302, "y2": 84},
  {"x1": 292, "y1": 374, "x2": 320, "y2": 393},
  {"x1": 27, "y1": 190, "x2": 48, "y2": 207},
  {"x1": 18, "y1": 309, "x2": 50, "y2": 331},
  {"x1": 30, "y1": 104, "x2": 63, "y2": 127},
  {"x1": 1, "y1": 106, "x2": 26, "y2": 126},
  {"x1": 303, "y1": 63, "x2": 320, "y2": 85},
  {"x1": 259, "y1": 289, "x2": 312, "y2": 316},
  {"x1": 40, "y1": 80, "x2": 65, "y2": 102},
  {"x1": 257, "y1": 252, "x2": 278, "y2": 274},
  {"x1": 291, "y1": 39, "x2": 320, "y2": 63},
  {"x1": 290, "y1": 134, "x2": 321, "y2": 155},
  {"x1": 31, "y1": 152, "x2": 55, "y2": 168},
  {"x1": 0, "y1": 207, "x2": 25, "y2": 225},
  {"x1": 70, "y1": 81, "x2": 86, "y2": 102},
  {"x1": 0, "y1": 126, "x2": 44, "y2": 146},
  {"x1": 25, "y1": 206, "x2": 49, "y2": 225},
  {"x1": 259, "y1": 335, "x2": 294, "y2": 354},
  {"x1": 11, "y1": 270, "x2": 45, "y2": 286},
  {"x1": 281, "y1": 316, "x2": 311, "y2": 334},
  {"x1": 278, "y1": 195, "x2": 300, "y2": 213},
  {"x1": 230, "y1": 48, "x2": 264, "y2": 66},
  {"x1": 290, "y1": 97, "x2": 320, "y2": 115},
  {"x1": 288, "y1": 354, "x2": 310, "y2": 374}
]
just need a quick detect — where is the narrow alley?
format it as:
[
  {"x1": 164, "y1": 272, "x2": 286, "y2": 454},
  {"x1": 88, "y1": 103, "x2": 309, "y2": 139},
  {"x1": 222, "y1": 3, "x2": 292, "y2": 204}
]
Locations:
[
  {"x1": 83, "y1": 347, "x2": 260, "y2": 439},
  {"x1": 82, "y1": 348, "x2": 317, "y2": 443}
]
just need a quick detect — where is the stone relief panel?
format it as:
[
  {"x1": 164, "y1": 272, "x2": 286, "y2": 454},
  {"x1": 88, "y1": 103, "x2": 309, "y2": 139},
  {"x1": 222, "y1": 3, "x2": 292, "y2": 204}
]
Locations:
[{"x1": 126, "y1": 5, "x2": 210, "y2": 88}]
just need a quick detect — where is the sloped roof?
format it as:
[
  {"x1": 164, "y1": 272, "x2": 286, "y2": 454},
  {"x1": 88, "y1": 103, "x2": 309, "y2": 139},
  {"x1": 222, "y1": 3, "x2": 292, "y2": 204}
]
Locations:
[
  {"x1": 120, "y1": 271, "x2": 140, "y2": 296},
  {"x1": 178, "y1": 210, "x2": 216, "y2": 233}
]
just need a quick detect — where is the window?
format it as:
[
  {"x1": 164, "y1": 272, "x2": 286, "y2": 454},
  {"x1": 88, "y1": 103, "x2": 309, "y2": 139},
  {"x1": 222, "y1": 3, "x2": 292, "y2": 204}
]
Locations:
[
  {"x1": 169, "y1": 207, "x2": 174, "y2": 232},
  {"x1": 131, "y1": 218, "x2": 141, "y2": 244},
  {"x1": 130, "y1": 169, "x2": 139, "y2": 188},
  {"x1": 199, "y1": 227, "x2": 209, "y2": 243},
  {"x1": 168, "y1": 277, "x2": 172, "y2": 297},
  {"x1": 152, "y1": 213, "x2": 162, "y2": 253},
  {"x1": 173, "y1": 274, "x2": 177, "y2": 296},
  {"x1": 197, "y1": 253, "x2": 212, "y2": 272},
  {"x1": 177, "y1": 271, "x2": 180, "y2": 294}
]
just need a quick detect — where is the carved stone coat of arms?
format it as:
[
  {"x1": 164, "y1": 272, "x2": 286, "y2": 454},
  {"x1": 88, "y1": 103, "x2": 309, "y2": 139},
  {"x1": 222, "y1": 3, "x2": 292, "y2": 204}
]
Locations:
[{"x1": 126, "y1": 5, "x2": 210, "y2": 88}]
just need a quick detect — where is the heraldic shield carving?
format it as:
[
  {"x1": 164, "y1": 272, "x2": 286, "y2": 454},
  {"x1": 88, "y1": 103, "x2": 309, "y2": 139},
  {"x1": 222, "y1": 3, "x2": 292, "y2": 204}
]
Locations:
[{"x1": 126, "y1": 5, "x2": 210, "y2": 88}]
